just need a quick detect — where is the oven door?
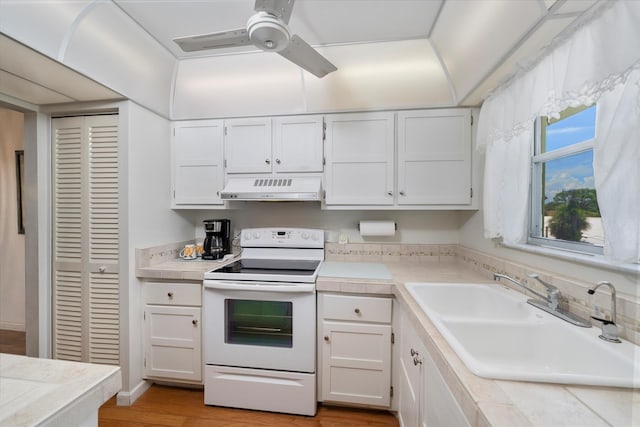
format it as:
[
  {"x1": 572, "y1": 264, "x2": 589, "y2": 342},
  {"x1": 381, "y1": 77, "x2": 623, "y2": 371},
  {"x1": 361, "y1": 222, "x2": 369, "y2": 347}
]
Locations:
[{"x1": 203, "y1": 280, "x2": 316, "y2": 373}]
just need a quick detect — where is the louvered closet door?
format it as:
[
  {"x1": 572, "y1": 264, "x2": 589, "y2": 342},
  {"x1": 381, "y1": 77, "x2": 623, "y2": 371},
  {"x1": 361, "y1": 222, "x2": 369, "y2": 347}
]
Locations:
[{"x1": 52, "y1": 115, "x2": 120, "y2": 365}]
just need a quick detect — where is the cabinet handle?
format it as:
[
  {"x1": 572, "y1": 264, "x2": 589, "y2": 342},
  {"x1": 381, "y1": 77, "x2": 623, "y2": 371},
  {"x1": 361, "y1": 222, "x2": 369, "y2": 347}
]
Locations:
[
  {"x1": 275, "y1": 158, "x2": 281, "y2": 164},
  {"x1": 413, "y1": 356, "x2": 423, "y2": 366},
  {"x1": 265, "y1": 158, "x2": 271, "y2": 164},
  {"x1": 354, "y1": 308, "x2": 361, "y2": 314},
  {"x1": 167, "y1": 292, "x2": 174, "y2": 298},
  {"x1": 98, "y1": 266, "x2": 106, "y2": 273},
  {"x1": 323, "y1": 336, "x2": 330, "y2": 342},
  {"x1": 410, "y1": 348, "x2": 418, "y2": 357},
  {"x1": 192, "y1": 319, "x2": 198, "y2": 326},
  {"x1": 399, "y1": 191, "x2": 406, "y2": 196},
  {"x1": 387, "y1": 191, "x2": 393, "y2": 196}
]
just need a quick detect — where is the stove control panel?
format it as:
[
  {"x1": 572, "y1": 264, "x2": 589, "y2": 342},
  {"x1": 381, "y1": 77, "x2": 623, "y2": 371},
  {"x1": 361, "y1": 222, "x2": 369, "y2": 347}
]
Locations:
[{"x1": 241, "y1": 228, "x2": 324, "y2": 248}]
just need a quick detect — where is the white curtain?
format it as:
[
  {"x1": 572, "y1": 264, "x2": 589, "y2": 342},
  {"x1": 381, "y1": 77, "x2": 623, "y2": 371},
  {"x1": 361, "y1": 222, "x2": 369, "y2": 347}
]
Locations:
[
  {"x1": 477, "y1": 0, "x2": 640, "y2": 261},
  {"x1": 593, "y1": 69, "x2": 640, "y2": 264},
  {"x1": 482, "y1": 130, "x2": 532, "y2": 243}
]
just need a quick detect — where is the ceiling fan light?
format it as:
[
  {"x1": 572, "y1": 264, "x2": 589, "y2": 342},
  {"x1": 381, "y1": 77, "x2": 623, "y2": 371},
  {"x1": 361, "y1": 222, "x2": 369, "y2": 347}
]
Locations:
[{"x1": 247, "y1": 12, "x2": 290, "y2": 52}]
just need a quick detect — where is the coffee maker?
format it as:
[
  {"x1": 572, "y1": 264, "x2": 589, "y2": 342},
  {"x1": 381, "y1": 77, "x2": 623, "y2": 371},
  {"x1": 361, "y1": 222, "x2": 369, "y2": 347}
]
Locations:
[{"x1": 202, "y1": 219, "x2": 231, "y2": 260}]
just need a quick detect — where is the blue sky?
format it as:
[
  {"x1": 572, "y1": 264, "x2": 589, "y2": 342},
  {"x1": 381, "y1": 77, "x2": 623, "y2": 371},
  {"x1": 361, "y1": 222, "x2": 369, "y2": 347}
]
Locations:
[{"x1": 544, "y1": 105, "x2": 596, "y2": 201}]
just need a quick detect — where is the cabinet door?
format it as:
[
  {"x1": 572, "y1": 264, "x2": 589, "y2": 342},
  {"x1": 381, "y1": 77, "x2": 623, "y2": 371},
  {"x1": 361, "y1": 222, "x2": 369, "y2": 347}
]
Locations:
[
  {"x1": 143, "y1": 305, "x2": 201, "y2": 382},
  {"x1": 398, "y1": 310, "x2": 424, "y2": 427},
  {"x1": 173, "y1": 120, "x2": 224, "y2": 205},
  {"x1": 225, "y1": 118, "x2": 272, "y2": 173},
  {"x1": 397, "y1": 109, "x2": 471, "y2": 205},
  {"x1": 325, "y1": 112, "x2": 395, "y2": 205},
  {"x1": 273, "y1": 115, "x2": 324, "y2": 173},
  {"x1": 423, "y1": 347, "x2": 471, "y2": 427},
  {"x1": 321, "y1": 320, "x2": 391, "y2": 407}
]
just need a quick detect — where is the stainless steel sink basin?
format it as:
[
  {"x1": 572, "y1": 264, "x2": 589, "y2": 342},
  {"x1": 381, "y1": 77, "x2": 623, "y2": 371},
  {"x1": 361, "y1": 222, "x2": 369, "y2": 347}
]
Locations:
[{"x1": 405, "y1": 282, "x2": 640, "y2": 388}]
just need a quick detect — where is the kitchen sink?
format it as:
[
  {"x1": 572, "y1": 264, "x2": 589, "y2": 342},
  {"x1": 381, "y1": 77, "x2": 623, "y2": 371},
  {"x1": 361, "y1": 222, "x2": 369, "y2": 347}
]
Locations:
[{"x1": 405, "y1": 282, "x2": 640, "y2": 388}]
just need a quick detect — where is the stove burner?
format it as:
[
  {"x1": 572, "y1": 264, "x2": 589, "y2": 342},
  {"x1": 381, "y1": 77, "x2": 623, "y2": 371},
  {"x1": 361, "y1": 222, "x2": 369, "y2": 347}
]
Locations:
[{"x1": 215, "y1": 259, "x2": 320, "y2": 276}]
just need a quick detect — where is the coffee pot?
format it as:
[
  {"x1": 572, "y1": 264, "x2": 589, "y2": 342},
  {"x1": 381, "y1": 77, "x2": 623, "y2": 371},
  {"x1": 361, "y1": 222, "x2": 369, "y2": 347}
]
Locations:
[{"x1": 202, "y1": 219, "x2": 231, "y2": 260}]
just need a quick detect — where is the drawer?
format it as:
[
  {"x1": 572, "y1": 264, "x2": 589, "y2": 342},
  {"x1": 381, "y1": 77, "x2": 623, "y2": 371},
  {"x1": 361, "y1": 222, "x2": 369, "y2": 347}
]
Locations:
[
  {"x1": 144, "y1": 282, "x2": 202, "y2": 306},
  {"x1": 321, "y1": 294, "x2": 392, "y2": 323}
]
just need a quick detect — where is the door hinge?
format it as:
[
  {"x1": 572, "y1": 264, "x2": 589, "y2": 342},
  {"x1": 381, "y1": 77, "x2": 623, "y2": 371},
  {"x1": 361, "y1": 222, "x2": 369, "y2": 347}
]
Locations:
[
  {"x1": 471, "y1": 114, "x2": 474, "y2": 126},
  {"x1": 224, "y1": 126, "x2": 228, "y2": 136},
  {"x1": 390, "y1": 386, "x2": 394, "y2": 398},
  {"x1": 224, "y1": 159, "x2": 227, "y2": 168},
  {"x1": 391, "y1": 332, "x2": 395, "y2": 344},
  {"x1": 323, "y1": 157, "x2": 326, "y2": 166},
  {"x1": 143, "y1": 311, "x2": 146, "y2": 320},
  {"x1": 470, "y1": 188, "x2": 473, "y2": 198},
  {"x1": 173, "y1": 128, "x2": 175, "y2": 137},
  {"x1": 323, "y1": 190, "x2": 326, "y2": 200},
  {"x1": 322, "y1": 121, "x2": 326, "y2": 140}
]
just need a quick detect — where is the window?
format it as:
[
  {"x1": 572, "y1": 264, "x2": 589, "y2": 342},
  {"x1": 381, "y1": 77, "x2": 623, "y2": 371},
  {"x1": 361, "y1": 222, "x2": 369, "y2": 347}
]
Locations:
[{"x1": 529, "y1": 105, "x2": 603, "y2": 254}]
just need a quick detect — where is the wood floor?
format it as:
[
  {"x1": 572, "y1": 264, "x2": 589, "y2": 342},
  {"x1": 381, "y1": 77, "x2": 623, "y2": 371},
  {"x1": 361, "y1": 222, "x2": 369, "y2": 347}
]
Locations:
[
  {"x1": 99, "y1": 385, "x2": 400, "y2": 427},
  {"x1": 0, "y1": 329, "x2": 26, "y2": 355}
]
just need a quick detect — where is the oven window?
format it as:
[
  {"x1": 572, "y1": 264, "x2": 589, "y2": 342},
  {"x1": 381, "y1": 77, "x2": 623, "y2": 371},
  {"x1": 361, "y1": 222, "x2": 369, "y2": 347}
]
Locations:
[{"x1": 225, "y1": 299, "x2": 293, "y2": 348}]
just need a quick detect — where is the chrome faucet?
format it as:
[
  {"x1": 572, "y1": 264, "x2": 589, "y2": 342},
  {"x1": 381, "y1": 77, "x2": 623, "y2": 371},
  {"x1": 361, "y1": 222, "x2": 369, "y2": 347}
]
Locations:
[
  {"x1": 493, "y1": 273, "x2": 591, "y2": 327},
  {"x1": 588, "y1": 281, "x2": 622, "y2": 343},
  {"x1": 493, "y1": 273, "x2": 551, "y2": 304},
  {"x1": 528, "y1": 273, "x2": 561, "y2": 311}
]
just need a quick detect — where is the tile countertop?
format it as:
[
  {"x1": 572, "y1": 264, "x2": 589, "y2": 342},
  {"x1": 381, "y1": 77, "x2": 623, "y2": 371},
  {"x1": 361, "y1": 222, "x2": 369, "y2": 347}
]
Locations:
[
  {"x1": 136, "y1": 258, "x2": 639, "y2": 426},
  {"x1": 136, "y1": 257, "x2": 235, "y2": 281},
  {"x1": 0, "y1": 354, "x2": 121, "y2": 426}
]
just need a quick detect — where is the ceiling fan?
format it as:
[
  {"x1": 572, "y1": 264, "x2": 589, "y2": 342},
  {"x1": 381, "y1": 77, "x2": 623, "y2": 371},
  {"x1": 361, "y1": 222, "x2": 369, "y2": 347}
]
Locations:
[{"x1": 173, "y1": 0, "x2": 337, "y2": 78}]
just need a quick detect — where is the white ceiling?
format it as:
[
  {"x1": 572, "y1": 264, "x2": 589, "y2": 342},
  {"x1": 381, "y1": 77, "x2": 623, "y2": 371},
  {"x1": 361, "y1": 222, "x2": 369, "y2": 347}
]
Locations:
[
  {"x1": 0, "y1": 0, "x2": 601, "y2": 111},
  {"x1": 115, "y1": 0, "x2": 444, "y2": 58}
]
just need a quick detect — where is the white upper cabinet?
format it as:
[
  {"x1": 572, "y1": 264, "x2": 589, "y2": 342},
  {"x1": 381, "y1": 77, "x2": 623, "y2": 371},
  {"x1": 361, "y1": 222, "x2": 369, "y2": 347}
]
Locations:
[
  {"x1": 325, "y1": 112, "x2": 395, "y2": 206},
  {"x1": 397, "y1": 109, "x2": 472, "y2": 205},
  {"x1": 225, "y1": 115, "x2": 324, "y2": 175},
  {"x1": 172, "y1": 120, "x2": 224, "y2": 206},
  {"x1": 325, "y1": 109, "x2": 474, "y2": 209},
  {"x1": 273, "y1": 115, "x2": 324, "y2": 173},
  {"x1": 224, "y1": 118, "x2": 273, "y2": 174}
]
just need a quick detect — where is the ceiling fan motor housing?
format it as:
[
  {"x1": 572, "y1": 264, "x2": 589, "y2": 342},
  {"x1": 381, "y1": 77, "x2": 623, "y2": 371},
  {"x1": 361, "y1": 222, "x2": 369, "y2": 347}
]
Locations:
[{"x1": 247, "y1": 11, "x2": 290, "y2": 52}]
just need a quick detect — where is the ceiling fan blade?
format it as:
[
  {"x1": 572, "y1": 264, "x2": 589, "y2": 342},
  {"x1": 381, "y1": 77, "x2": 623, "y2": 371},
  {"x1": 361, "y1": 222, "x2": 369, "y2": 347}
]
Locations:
[
  {"x1": 254, "y1": 0, "x2": 295, "y2": 24},
  {"x1": 278, "y1": 35, "x2": 337, "y2": 78},
  {"x1": 173, "y1": 28, "x2": 251, "y2": 52}
]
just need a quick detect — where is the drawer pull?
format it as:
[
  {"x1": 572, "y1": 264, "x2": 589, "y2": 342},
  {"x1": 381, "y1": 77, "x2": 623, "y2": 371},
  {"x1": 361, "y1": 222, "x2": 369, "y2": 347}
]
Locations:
[
  {"x1": 324, "y1": 336, "x2": 330, "y2": 342},
  {"x1": 413, "y1": 356, "x2": 423, "y2": 366},
  {"x1": 167, "y1": 292, "x2": 174, "y2": 298},
  {"x1": 354, "y1": 308, "x2": 361, "y2": 314},
  {"x1": 192, "y1": 319, "x2": 198, "y2": 326},
  {"x1": 410, "y1": 348, "x2": 418, "y2": 357}
]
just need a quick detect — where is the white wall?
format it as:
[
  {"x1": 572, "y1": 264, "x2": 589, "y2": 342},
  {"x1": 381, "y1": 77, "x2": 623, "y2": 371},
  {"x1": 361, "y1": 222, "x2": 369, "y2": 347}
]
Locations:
[
  {"x1": 0, "y1": 107, "x2": 25, "y2": 331},
  {"x1": 120, "y1": 101, "x2": 195, "y2": 400},
  {"x1": 191, "y1": 205, "x2": 463, "y2": 245}
]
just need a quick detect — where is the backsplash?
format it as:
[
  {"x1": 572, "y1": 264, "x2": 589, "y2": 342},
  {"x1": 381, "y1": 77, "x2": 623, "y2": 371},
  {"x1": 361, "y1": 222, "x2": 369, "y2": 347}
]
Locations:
[{"x1": 325, "y1": 242, "x2": 639, "y2": 346}]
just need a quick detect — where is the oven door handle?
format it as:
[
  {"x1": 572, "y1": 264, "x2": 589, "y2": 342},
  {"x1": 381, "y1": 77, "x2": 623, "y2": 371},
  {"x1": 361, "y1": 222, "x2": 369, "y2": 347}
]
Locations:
[{"x1": 204, "y1": 280, "x2": 315, "y2": 293}]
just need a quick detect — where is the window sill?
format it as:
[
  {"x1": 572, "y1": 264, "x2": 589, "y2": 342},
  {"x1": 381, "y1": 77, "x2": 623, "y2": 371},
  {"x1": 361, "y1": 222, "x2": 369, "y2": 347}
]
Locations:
[{"x1": 500, "y1": 242, "x2": 640, "y2": 275}]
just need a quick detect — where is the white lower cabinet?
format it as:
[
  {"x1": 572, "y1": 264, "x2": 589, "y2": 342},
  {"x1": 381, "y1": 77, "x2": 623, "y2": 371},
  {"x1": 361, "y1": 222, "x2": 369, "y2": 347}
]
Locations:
[
  {"x1": 397, "y1": 307, "x2": 470, "y2": 427},
  {"x1": 143, "y1": 282, "x2": 202, "y2": 383},
  {"x1": 318, "y1": 293, "x2": 393, "y2": 408}
]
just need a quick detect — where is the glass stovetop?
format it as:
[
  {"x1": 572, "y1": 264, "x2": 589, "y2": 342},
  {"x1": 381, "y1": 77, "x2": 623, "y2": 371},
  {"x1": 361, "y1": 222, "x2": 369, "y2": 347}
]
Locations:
[{"x1": 212, "y1": 259, "x2": 321, "y2": 276}]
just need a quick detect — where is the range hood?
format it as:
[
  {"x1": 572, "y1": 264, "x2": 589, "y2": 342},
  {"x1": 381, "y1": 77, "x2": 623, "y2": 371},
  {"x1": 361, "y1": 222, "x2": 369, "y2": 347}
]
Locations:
[{"x1": 220, "y1": 176, "x2": 323, "y2": 201}]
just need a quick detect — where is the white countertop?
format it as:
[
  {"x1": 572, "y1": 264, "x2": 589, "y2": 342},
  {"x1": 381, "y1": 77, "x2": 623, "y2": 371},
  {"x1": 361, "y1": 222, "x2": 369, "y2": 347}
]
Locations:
[
  {"x1": 0, "y1": 354, "x2": 121, "y2": 426},
  {"x1": 318, "y1": 261, "x2": 393, "y2": 280}
]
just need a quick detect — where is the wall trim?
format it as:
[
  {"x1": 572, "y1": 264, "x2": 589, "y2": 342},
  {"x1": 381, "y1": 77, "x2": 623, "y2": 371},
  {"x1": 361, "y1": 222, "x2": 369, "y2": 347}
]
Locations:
[{"x1": 116, "y1": 380, "x2": 151, "y2": 406}]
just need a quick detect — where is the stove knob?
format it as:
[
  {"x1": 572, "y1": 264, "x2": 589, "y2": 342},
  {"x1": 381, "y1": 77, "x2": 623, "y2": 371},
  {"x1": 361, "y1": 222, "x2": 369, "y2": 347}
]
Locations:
[
  {"x1": 301, "y1": 231, "x2": 309, "y2": 240},
  {"x1": 253, "y1": 231, "x2": 261, "y2": 239},
  {"x1": 311, "y1": 232, "x2": 320, "y2": 241},
  {"x1": 243, "y1": 231, "x2": 252, "y2": 240}
]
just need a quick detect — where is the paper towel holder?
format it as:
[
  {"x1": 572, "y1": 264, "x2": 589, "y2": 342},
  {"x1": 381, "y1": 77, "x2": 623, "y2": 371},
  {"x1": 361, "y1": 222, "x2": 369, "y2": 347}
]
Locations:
[{"x1": 357, "y1": 221, "x2": 397, "y2": 231}]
